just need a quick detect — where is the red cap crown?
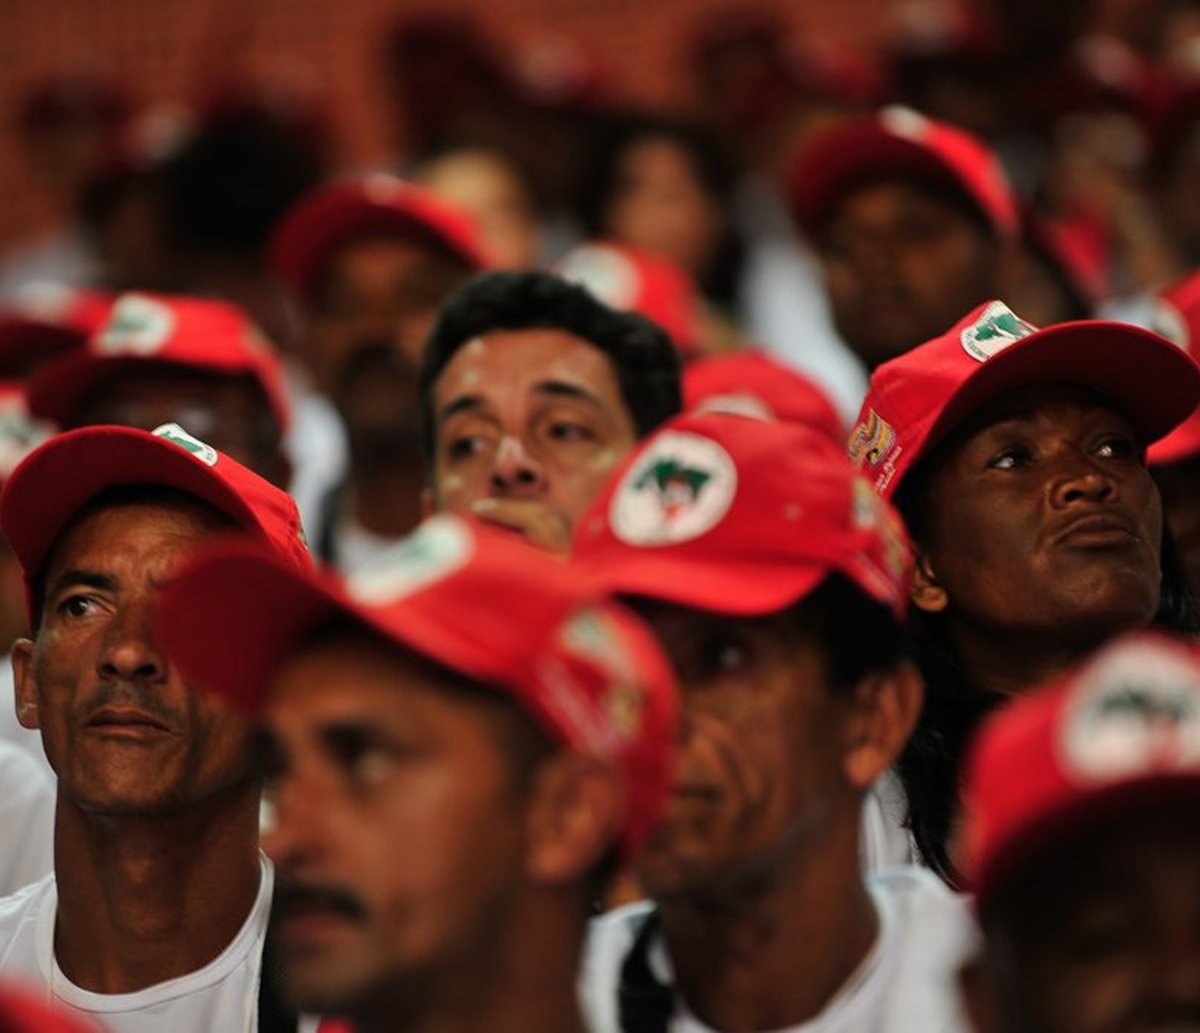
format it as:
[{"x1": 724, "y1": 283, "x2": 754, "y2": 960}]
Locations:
[
  {"x1": 27, "y1": 292, "x2": 292, "y2": 432},
  {"x1": 574, "y1": 411, "x2": 912, "y2": 618},
  {"x1": 788, "y1": 105, "x2": 1020, "y2": 240},
  {"x1": 0, "y1": 422, "x2": 311, "y2": 623},
  {"x1": 849, "y1": 299, "x2": 1200, "y2": 499},
  {"x1": 683, "y1": 350, "x2": 844, "y2": 442},
  {"x1": 557, "y1": 241, "x2": 702, "y2": 356},
  {"x1": 271, "y1": 173, "x2": 491, "y2": 301},
  {"x1": 961, "y1": 632, "x2": 1200, "y2": 908},
  {"x1": 156, "y1": 514, "x2": 678, "y2": 857}
]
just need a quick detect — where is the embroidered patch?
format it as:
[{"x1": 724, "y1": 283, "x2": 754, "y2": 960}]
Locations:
[
  {"x1": 960, "y1": 301, "x2": 1037, "y2": 362},
  {"x1": 1061, "y1": 642, "x2": 1200, "y2": 783},
  {"x1": 847, "y1": 408, "x2": 897, "y2": 470},
  {"x1": 610, "y1": 432, "x2": 737, "y2": 546},
  {"x1": 152, "y1": 423, "x2": 219, "y2": 466},
  {"x1": 96, "y1": 294, "x2": 176, "y2": 356}
]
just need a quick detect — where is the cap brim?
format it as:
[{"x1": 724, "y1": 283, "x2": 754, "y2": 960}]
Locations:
[
  {"x1": 928, "y1": 322, "x2": 1200, "y2": 458},
  {"x1": 583, "y1": 550, "x2": 829, "y2": 616},
  {"x1": 157, "y1": 540, "x2": 515, "y2": 715},
  {"x1": 1149, "y1": 406, "x2": 1200, "y2": 465},
  {"x1": 0, "y1": 426, "x2": 276, "y2": 591}
]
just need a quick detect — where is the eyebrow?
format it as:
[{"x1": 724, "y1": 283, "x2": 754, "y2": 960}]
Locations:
[
  {"x1": 438, "y1": 380, "x2": 607, "y2": 424},
  {"x1": 45, "y1": 570, "x2": 119, "y2": 600}
]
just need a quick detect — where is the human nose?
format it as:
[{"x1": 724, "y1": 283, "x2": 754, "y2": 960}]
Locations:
[
  {"x1": 97, "y1": 598, "x2": 166, "y2": 683},
  {"x1": 1049, "y1": 452, "x2": 1116, "y2": 508},
  {"x1": 488, "y1": 434, "x2": 546, "y2": 496}
]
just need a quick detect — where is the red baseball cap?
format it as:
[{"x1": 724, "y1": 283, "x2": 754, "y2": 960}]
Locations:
[
  {"x1": 573, "y1": 410, "x2": 912, "y2": 618},
  {"x1": 271, "y1": 173, "x2": 491, "y2": 302},
  {"x1": 683, "y1": 350, "x2": 844, "y2": 443},
  {"x1": 0, "y1": 422, "x2": 311, "y2": 622},
  {"x1": 787, "y1": 105, "x2": 1020, "y2": 240},
  {"x1": 960, "y1": 631, "x2": 1200, "y2": 910},
  {"x1": 849, "y1": 299, "x2": 1200, "y2": 499},
  {"x1": 27, "y1": 292, "x2": 291, "y2": 433},
  {"x1": 1148, "y1": 270, "x2": 1200, "y2": 466},
  {"x1": 557, "y1": 241, "x2": 702, "y2": 356},
  {"x1": 155, "y1": 514, "x2": 678, "y2": 857}
]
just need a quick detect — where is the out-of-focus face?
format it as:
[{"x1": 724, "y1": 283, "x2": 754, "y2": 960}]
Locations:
[
  {"x1": 818, "y1": 179, "x2": 999, "y2": 368},
  {"x1": 603, "y1": 136, "x2": 725, "y2": 281},
  {"x1": 74, "y1": 369, "x2": 288, "y2": 487},
  {"x1": 260, "y1": 634, "x2": 535, "y2": 1018},
  {"x1": 11, "y1": 499, "x2": 254, "y2": 815},
  {"x1": 973, "y1": 817, "x2": 1200, "y2": 1033},
  {"x1": 430, "y1": 329, "x2": 637, "y2": 551},
  {"x1": 306, "y1": 233, "x2": 469, "y2": 391},
  {"x1": 416, "y1": 149, "x2": 540, "y2": 270},
  {"x1": 625, "y1": 602, "x2": 857, "y2": 898},
  {"x1": 916, "y1": 384, "x2": 1163, "y2": 660}
]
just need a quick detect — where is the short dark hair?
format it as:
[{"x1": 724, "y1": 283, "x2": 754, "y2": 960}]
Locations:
[{"x1": 418, "y1": 270, "x2": 682, "y2": 467}]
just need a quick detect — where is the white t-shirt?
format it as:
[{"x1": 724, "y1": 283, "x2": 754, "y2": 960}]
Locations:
[
  {"x1": 0, "y1": 740, "x2": 53, "y2": 897},
  {"x1": 861, "y1": 770, "x2": 917, "y2": 873},
  {"x1": 0, "y1": 858, "x2": 280, "y2": 1032},
  {"x1": 581, "y1": 866, "x2": 977, "y2": 1033}
]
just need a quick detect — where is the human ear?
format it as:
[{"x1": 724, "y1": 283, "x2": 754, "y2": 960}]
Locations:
[
  {"x1": 842, "y1": 660, "x2": 924, "y2": 789},
  {"x1": 11, "y1": 638, "x2": 40, "y2": 731},
  {"x1": 522, "y1": 752, "x2": 624, "y2": 886},
  {"x1": 911, "y1": 549, "x2": 949, "y2": 614}
]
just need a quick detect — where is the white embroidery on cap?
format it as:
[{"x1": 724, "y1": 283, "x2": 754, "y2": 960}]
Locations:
[
  {"x1": 960, "y1": 301, "x2": 1037, "y2": 362},
  {"x1": 96, "y1": 294, "x2": 176, "y2": 356},
  {"x1": 1061, "y1": 641, "x2": 1200, "y2": 783},
  {"x1": 152, "y1": 423, "x2": 218, "y2": 467},
  {"x1": 609, "y1": 431, "x2": 737, "y2": 546}
]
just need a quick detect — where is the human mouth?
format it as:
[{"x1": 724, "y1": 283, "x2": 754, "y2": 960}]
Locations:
[
  {"x1": 85, "y1": 706, "x2": 172, "y2": 738},
  {"x1": 271, "y1": 883, "x2": 366, "y2": 945},
  {"x1": 1053, "y1": 512, "x2": 1140, "y2": 548}
]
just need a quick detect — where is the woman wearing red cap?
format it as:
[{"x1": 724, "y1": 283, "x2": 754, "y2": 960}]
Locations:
[{"x1": 850, "y1": 298, "x2": 1200, "y2": 881}]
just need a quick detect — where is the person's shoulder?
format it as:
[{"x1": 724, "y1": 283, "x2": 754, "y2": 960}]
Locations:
[
  {"x1": 580, "y1": 900, "x2": 658, "y2": 1033},
  {"x1": 0, "y1": 872, "x2": 54, "y2": 975},
  {"x1": 870, "y1": 865, "x2": 976, "y2": 939},
  {"x1": 0, "y1": 873, "x2": 54, "y2": 922}
]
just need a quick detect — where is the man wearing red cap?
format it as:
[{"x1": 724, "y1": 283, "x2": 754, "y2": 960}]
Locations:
[
  {"x1": 271, "y1": 174, "x2": 489, "y2": 571},
  {"x1": 26, "y1": 291, "x2": 292, "y2": 488},
  {"x1": 0, "y1": 422, "x2": 313, "y2": 1032},
  {"x1": 420, "y1": 269, "x2": 681, "y2": 552},
  {"x1": 957, "y1": 631, "x2": 1200, "y2": 1033},
  {"x1": 789, "y1": 106, "x2": 1020, "y2": 373},
  {"x1": 154, "y1": 514, "x2": 678, "y2": 1033},
  {"x1": 574, "y1": 411, "x2": 976, "y2": 1032}
]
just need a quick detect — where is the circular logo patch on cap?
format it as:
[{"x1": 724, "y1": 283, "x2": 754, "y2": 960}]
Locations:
[
  {"x1": 1061, "y1": 641, "x2": 1200, "y2": 783},
  {"x1": 348, "y1": 514, "x2": 473, "y2": 604},
  {"x1": 609, "y1": 431, "x2": 737, "y2": 546},
  {"x1": 96, "y1": 294, "x2": 176, "y2": 356},
  {"x1": 960, "y1": 301, "x2": 1037, "y2": 362},
  {"x1": 559, "y1": 244, "x2": 638, "y2": 311}
]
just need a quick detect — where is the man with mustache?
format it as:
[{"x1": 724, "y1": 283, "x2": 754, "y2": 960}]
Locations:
[
  {"x1": 0, "y1": 422, "x2": 314, "y2": 1032},
  {"x1": 154, "y1": 513, "x2": 678, "y2": 1033},
  {"x1": 270, "y1": 175, "x2": 489, "y2": 571}
]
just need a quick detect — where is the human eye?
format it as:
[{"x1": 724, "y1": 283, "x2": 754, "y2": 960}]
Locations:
[
  {"x1": 1093, "y1": 434, "x2": 1140, "y2": 461},
  {"x1": 547, "y1": 420, "x2": 595, "y2": 443},
  {"x1": 987, "y1": 444, "x2": 1033, "y2": 470},
  {"x1": 56, "y1": 593, "x2": 99, "y2": 620},
  {"x1": 325, "y1": 726, "x2": 413, "y2": 793}
]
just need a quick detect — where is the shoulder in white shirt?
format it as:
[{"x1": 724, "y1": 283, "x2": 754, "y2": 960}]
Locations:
[{"x1": 581, "y1": 865, "x2": 978, "y2": 1033}]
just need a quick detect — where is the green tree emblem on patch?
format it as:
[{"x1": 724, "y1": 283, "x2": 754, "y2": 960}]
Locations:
[
  {"x1": 634, "y1": 458, "x2": 712, "y2": 518},
  {"x1": 973, "y1": 310, "x2": 1034, "y2": 343}
]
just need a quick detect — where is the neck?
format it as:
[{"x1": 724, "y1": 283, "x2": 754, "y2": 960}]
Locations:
[
  {"x1": 356, "y1": 888, "x2": 590, "y2": 1033},
  {"x1": 948, "y1": 621, "x2": 1114, "y2": 698},
  {"x1": 660, "y1": 809, "x2": 878, "y2": 1031},
  {"x1": 348, "y1": 461, "x2": 425, "y2": 540},
  {"x1": 52, "y1": 779, "x2": 262, "y2": 993}
]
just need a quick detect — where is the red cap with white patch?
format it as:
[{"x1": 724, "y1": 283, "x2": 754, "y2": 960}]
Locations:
[
  {"x1": 574, "y1": 410, "x2": 912, "y2": 618},
  {"x1": 961, "y1": 631, "x2": 1200, "y2": 909},
  {"x1": 848, "y1": 299, "x2": 1200, "y2": 499},
  {"x1": 156, "y1": 514, "x2": 678, "y2": 857},
  {"x1": 27, "y1": 292, "x2": 292, "y2": 432}
]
